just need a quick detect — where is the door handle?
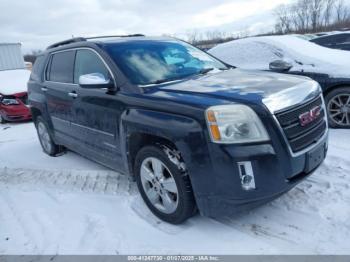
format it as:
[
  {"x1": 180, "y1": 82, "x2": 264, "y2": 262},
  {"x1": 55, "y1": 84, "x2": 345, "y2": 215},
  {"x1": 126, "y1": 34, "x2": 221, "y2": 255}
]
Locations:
[
  {"x1": 68, "y1": 91, "x2": 78, "y2": 98},
  {"x1": 41, "y1": 87, "x2": 48, "y2": 92}
]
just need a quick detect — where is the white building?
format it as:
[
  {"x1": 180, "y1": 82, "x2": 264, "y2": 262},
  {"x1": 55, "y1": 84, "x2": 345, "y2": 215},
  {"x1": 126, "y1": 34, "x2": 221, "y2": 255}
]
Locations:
[{"x1": 0, "y1": 43, "x2": 25, "y2": 71}]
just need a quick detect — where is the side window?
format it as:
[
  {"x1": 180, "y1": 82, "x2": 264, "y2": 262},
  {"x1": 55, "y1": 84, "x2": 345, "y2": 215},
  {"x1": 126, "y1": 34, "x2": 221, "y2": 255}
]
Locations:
[
  {"x1": 30, "y1": 55, "x2": 45, "y2": 81},
  {"x1": 312, "y1": 35, "x2": 336, "y2": 45},
  {"x1": 345, "y1": 35, "x2": 350, "y2": 43},
  {"x1": 333, "y1": 34, "x2": 347, "y2": 43},
  {"x1": 74, "y1": 49, "x2": 110, "y2": 84},
  {"x1": 48, "y1": 50, "x2": 75, "y2": 83}
]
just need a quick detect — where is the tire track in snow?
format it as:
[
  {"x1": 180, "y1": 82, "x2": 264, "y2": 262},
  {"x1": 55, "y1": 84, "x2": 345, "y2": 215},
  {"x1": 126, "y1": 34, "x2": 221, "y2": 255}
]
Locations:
[{"x1": 0, "y1": 167, "x2": 137, "y2": 196}]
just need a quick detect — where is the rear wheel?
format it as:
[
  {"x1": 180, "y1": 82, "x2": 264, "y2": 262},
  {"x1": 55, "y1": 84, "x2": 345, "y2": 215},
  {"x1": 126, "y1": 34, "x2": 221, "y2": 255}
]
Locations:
[
  {"x1": 325, "y1": 87, "x2": 350, "y2": 128},
  {"x1": 35, "y1": 116, "x2": 63, "y2": 156},
  {"x1": 135, "y1": 145, "x2": 196, "y2": 224},
  {"x1": 0, "y1": 114, "x2": 6, "y2": 124}
]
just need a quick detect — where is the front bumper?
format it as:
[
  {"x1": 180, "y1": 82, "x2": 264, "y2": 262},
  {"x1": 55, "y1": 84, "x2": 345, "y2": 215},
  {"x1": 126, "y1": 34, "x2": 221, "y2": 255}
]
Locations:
[{"x1": 183, "y1": 128, "x2": 328, "y2": 218}]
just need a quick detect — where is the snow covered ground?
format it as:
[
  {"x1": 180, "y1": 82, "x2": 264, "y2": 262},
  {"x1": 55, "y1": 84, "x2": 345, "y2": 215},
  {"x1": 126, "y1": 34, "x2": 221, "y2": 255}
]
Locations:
[{"x1": 0, "y1": 122, "x2": 349, "y2": 255}]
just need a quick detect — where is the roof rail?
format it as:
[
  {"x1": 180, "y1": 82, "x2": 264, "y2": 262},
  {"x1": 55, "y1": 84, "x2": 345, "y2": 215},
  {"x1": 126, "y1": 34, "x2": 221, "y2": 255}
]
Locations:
[
  {"x1": 47, "y1": 37, "x2": 86, "y2": 50},
  {"x1": 85, "y1": 34, "x2": 145, "y2": 40},
  {"x1": 46, "y1": 34, "x2": 145, "y2": 50}
]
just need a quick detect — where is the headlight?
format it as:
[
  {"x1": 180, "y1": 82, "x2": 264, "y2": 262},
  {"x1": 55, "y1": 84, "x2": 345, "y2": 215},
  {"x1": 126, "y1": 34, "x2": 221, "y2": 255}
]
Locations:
[
  {"x1": 205, "y1": 104, "x2": 269, "y2": 144},
  {"x1": 1, "y1": 98, "x2": 20, "y2": 106}
]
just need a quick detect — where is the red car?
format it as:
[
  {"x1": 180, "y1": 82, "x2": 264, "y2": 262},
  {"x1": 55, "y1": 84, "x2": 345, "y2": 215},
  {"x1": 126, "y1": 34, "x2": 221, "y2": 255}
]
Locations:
[{"x1": 0, "y1": 69, "x2": 32, "y2": 123}]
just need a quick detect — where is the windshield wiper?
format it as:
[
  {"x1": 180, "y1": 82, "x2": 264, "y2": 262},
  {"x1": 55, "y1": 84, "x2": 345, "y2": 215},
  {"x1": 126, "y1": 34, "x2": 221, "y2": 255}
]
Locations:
[
  {"x1": 149, "y1": 76, "x2": 184, "y2": 85},
  {"x1": 198, "y1": 68, "x2": 214, "y2": 75},
  {"x1": 148, "y1": 68, "x2": 214, "y2": 85}
]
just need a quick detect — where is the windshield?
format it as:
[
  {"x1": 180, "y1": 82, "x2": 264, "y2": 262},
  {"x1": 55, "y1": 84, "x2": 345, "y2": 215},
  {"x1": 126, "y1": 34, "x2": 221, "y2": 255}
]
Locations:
[{"x1": 103, "y1": 40, "x2": 228, "y2": 85}]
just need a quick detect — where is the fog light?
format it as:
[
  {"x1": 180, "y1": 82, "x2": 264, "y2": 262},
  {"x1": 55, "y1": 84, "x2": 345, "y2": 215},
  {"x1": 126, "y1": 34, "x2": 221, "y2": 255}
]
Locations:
[{"x1": 237, "y1": 161, "x2": 256, "y2": 190}]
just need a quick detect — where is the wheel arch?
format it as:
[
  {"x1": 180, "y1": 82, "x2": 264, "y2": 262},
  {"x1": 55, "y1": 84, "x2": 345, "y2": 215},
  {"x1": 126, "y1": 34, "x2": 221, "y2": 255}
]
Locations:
[
  {"x1": 127, "y1": 132, "x2": 181, "y2": 176},
  {"x1": 323, "y1": 83, "x2": 350, "y2": 98},
  {"x1": 30, "y1": 106, "x2": 42, "y2": 123}
]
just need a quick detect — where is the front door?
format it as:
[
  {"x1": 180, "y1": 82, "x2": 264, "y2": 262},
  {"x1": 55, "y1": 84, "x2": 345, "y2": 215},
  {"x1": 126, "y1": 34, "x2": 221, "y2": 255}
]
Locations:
[{"x1": 69, "y1": 48, "x2": 124, "y2": 170}]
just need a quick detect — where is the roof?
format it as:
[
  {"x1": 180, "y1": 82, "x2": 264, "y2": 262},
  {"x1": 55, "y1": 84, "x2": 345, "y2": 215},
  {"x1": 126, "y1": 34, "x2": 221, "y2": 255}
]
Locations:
[{"x1": 46, "y1": 34, "x2": 174, "y2": 50}]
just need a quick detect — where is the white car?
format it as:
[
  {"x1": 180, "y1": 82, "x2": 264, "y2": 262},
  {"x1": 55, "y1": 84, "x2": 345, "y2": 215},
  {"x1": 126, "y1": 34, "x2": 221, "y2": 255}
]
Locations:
[{"x1": 209, "y1": 35, "x2": 350, "y2": 128}]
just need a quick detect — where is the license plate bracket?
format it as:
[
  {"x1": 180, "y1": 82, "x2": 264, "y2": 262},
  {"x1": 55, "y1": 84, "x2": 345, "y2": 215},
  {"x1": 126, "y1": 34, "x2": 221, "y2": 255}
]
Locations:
[{"x1": 305, "y1": 143, "x2": 325, "y2": 173}]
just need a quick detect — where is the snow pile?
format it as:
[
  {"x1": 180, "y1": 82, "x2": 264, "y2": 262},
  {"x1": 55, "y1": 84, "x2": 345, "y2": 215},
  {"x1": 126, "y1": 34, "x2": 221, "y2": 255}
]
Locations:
[
  {"x1": 209, "y1": 35, "x2": 350, "y2": 78},
  {"x1": 0, "y1": 69, "x2": 30, "y2": 95},
  {"x1": 0, "y1": 122, "x2": 349, "y2": 254}
]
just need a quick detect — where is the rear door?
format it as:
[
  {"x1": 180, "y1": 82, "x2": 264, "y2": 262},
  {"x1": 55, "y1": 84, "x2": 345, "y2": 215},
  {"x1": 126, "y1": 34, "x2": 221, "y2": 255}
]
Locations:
[{"x1": 43, "y1": 50, "x2": 76, "y2": 145}]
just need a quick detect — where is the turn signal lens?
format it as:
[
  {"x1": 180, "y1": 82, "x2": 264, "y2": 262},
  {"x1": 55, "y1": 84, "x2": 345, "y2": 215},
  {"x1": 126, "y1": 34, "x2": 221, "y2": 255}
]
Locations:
[
  {"x1": 207, "y1": 110, "x2": 217, "y2": 122},
  {"x1": 206, "y1": 110, "x2": 221, "y2": 141},
  {"x1": 209, "y1": 125, "x2": 221, "y2": 141}
]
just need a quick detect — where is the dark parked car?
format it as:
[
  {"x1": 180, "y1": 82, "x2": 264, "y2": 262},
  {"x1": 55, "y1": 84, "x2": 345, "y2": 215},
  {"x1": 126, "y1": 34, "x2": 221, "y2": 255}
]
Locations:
[
  {"x1": 28, "y1": 35, "x2": 328, "y2": 224},
  {"x1": 310, "y1": 32, "x2": 350, "y2": 51},
  {"x1": 210, "y1": 35, "x2": 350, "y2": 128}
]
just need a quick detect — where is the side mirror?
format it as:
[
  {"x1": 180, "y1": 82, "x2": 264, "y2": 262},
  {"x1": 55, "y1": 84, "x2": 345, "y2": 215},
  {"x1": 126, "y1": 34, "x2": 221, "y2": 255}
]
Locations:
[
  {"x1": 79, "y1": 73, "x2": 114, "y2": 89},
  {"x1": 269, "y1": 60, "x2": 292, "y2": 72}
]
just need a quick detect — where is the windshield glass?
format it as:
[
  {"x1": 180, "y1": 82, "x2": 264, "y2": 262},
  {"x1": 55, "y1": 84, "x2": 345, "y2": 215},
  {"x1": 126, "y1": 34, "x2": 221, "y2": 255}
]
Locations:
[{"x1": 103, "y1": 40, "x2": 228, "y2": 85}]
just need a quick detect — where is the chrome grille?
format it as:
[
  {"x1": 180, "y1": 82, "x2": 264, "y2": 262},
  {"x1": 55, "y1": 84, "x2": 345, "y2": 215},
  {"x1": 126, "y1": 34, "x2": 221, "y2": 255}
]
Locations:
[{"x1": 275, "y1": 96, "x2": 327, "y2": 153}]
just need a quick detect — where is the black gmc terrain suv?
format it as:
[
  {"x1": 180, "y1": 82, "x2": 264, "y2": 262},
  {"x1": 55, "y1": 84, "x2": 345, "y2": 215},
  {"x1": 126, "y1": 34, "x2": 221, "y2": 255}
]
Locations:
[{"x1": 28, "y1": 35, "x2": 328, "y2": 224}]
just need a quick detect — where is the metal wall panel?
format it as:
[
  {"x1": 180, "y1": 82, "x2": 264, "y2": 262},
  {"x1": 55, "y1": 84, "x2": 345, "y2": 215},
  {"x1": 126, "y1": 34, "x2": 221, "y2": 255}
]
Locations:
[{"x1": 0, "y1": 43, "x2": 25, "y2": 71}]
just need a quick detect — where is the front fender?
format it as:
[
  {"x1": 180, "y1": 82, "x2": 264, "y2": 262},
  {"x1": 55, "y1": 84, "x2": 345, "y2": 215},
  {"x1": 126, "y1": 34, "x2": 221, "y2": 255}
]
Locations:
[{"x1": 119, "y1": 108, "x2": 214, "y2": 204}]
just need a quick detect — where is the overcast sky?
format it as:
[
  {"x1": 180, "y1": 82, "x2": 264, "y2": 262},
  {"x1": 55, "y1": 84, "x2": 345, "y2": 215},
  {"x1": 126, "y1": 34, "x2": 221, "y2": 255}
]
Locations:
[{"x1": 0, "y1": 0, "x2": 289, "y2": 53}]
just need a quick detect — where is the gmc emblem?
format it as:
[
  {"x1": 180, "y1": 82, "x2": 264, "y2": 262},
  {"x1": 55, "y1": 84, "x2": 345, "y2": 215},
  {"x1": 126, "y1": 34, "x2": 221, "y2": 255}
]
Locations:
[{"x1": 299, "y1": 106, "x2": 321, "y2": 126}]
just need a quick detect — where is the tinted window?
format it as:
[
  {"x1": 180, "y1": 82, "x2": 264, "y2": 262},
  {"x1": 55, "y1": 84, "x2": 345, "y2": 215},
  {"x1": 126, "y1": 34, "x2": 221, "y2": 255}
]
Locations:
[
  {"x1": 342, "y1": 35, "x2": 350, "y2": 43},
  {"x1": 312, "y1": 34, "x2": 350, "y2": 45},
  {"x1": 48, "y1": 50, "x2": 75, "y2": 83},
  {"x1": 104, "y1": 40, "x2": 227, "y2": 85},
  {"x1": 335, "y1": 34, "x2": 350, "y2": 43},
  {"x1": 74, "y1": 49, "x2": 110, "y2": 84},
  {"x1": 311, "y1": 35, "x2": 333, "y2": 45},
  {"x1": 30, "y1": 55, "x2": 45, "y2": 81}
]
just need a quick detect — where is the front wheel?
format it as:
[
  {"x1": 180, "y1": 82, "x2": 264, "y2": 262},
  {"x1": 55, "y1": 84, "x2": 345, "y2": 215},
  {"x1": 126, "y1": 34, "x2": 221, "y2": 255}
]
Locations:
[
  {"x1": 135, "y1": 145, "x2": 196, "y2": 224},
  {"x1": 325, "y1": 87, "x2": 350, "y2": 128}
]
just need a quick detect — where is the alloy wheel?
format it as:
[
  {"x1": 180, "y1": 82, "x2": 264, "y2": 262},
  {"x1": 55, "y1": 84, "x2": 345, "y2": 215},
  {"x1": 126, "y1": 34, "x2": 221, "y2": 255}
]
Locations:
[
  {"x1": 327, "y1": 94, "x2": 350, "y2": 127},
  {"x1": 140, "y1": 157, "x2": 179, "y2": 214}
]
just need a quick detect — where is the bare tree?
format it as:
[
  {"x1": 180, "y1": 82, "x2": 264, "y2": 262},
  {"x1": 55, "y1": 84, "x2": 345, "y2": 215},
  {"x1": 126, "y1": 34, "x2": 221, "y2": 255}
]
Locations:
[
  {"x1": 323, "y1": 0, "x2": 336, "y2": 26},
  {"x1": 205, "y1": 30, "x2": 229, "y2": 41},
  {"x1": 186, "y1": 29, "x2": 202, "y2": 44},
  {"x1": 290, "y1": 0, "x2": 312, "y2": 32},
  {"x1": 335, "y1": 0, "x2": 350, "y2": 23},
  {"x1": 274, "y1": 4, "x2": 293, "y2": 33},
  {"x1": 309, "y1": 0, "x2": 326, "y2": 31},
  {"x1": 274, "y1": 0, "x2": 350, "y2": 34},
  {"x1": 24, "y1": 50, "x2": 42, "y2": 64}
]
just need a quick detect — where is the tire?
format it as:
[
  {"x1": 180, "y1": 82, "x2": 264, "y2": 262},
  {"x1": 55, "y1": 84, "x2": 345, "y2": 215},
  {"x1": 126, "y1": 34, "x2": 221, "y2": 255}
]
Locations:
[
  {"x1": 135, "y1": 145, "x2": 196, "y2": 224},
  {"x1": 0, "y1": 114, "x2": 6, "y2": 124},
  {"x1": 35, "y1": 116, "x2": 63, "y2": 156},
  {"x1": 325, "y1": 87, "x2": 350, "y2": 128}
]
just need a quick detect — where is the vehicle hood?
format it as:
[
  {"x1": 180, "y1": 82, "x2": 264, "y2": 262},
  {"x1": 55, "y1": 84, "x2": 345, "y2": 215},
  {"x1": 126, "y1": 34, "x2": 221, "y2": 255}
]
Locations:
[{"x1": 157, "y1": 69, "x2": 321, "y2": 113}]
